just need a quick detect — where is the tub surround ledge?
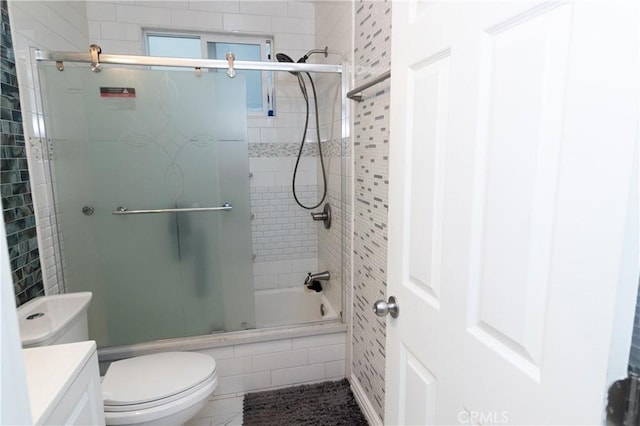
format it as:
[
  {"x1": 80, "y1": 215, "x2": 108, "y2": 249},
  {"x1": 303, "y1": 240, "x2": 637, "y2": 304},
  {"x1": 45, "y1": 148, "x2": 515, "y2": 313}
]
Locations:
[{"x1": 98, "y1": 322, "x2": 346, "y2": 362}]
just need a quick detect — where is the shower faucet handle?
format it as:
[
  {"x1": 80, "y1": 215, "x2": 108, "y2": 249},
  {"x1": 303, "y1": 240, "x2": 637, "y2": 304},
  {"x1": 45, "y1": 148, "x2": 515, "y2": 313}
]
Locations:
[
  {"x1": 311, "y1": 212, "x2": 328, "y2": 220},
  {"x1": 310, "y1": 203, "x2": 331, "y2": 229}
]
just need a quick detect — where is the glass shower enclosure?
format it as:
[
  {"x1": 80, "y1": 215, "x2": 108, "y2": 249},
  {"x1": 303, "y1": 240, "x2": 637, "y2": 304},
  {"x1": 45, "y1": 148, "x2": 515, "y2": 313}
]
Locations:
[{"x1": 39, "y1": 64, "x2": 254, "y2": 347}]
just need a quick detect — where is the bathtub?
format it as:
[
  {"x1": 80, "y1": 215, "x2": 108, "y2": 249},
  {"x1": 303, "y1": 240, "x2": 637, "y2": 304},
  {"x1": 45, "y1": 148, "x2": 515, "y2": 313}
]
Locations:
[
  {"x1": 255, "y1": 287, "x2": 339, "y2": 328},
  {"x1": 98, "y1": 287, "x2": 344, "y2": 365}
]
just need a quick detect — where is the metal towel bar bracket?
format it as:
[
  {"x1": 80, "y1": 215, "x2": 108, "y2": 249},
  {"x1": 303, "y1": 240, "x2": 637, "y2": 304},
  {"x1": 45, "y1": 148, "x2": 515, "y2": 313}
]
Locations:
[
  {"x1": 112, "y1": 203, "x2": 232, "y2": 215},
  {"x1": 347, "y1": 70, "x2": 391, "y2": 102}
]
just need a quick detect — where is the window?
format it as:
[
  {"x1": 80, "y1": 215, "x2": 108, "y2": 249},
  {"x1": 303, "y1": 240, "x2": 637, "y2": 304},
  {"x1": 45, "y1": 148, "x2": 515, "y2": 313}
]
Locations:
[{"x1": 146, "y1": 32, "x2": 274, "y2": 114}]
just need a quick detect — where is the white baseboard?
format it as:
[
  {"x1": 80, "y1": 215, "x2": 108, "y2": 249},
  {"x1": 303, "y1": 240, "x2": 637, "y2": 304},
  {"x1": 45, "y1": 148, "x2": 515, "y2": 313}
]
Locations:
[{"x1": 349, "y1": 374, "x2": 383, "y2": 426}]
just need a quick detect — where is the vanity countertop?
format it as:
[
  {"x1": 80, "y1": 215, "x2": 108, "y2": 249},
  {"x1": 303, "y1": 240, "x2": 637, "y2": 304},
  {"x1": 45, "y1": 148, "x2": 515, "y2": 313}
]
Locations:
[{"x1": 23, "y1": 341, "x2": 97, "y2": 424}]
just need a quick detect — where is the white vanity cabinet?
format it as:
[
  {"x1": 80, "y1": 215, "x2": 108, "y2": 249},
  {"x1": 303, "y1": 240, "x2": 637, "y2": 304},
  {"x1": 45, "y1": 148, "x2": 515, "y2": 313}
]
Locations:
[{"x1": 23, "y1": 341, "x2": 105, "y2": 425}]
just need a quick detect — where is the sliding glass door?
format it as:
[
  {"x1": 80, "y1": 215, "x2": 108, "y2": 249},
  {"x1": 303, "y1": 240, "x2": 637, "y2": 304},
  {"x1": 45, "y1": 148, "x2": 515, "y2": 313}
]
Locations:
[{"x1": 39, "y1": 65, "x2": 254, "y2": 347}]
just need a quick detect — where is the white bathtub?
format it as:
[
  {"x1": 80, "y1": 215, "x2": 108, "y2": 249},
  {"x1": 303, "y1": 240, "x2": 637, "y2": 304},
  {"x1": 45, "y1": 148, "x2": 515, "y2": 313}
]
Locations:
[{"x1": 254, "y1": 287, "x2": 339, "y2": 328}]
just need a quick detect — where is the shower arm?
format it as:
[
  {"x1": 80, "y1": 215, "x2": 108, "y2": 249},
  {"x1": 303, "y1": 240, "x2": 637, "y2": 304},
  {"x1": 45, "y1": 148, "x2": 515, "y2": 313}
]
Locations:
[{"x1": 300, "y1": 47, "x2": 329, "y2": 61}]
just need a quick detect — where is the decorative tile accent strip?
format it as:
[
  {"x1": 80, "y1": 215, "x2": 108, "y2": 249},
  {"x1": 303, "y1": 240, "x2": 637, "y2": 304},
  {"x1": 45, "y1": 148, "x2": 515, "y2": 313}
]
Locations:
[
  {"x1": 351, "y1": 0, "x2": 392, "y2": 421},
  {"x1": 247, "y1": 140, "x2": 341, "y2": 158},
  {"x1": 0, "y1": 0, "x2": 44, "y2": 306},
  {"x1": 248, "y1": 142, "x2": 318, "y2": 158},
  {"x1": 320, "y1": 138, "x2": 342, "y2": 158}
]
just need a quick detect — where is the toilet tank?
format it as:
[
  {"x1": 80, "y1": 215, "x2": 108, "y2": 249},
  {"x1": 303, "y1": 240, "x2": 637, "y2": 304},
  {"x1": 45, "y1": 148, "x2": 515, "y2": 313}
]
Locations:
[{"x1": 17, "y1": 292, "x2": 92, "y2": 348}]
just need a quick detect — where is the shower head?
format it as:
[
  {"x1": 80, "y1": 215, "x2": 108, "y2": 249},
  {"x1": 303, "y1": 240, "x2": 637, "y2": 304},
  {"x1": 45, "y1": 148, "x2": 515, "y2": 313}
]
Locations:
[
  {"x1": 276, "y1": 52, "x2": 298, "y2": 75},
  {"x1": 276, "y1": 53, "x2": 295, "y2": 63},
  {"x1": 276, "y1": 47, "x2": 329, "y2": 74}
]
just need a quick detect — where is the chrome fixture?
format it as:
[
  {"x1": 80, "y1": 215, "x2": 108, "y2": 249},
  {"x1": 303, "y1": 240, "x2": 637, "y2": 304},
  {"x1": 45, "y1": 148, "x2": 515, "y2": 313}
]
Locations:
[
  {"x1": 347, "y1": 69, "x2": 391, "y2": 102},
  {"x1": 226, "y1": 52, "x2": 236, "y2": 78},
  {"x1": 36, "y1": 48, "x2": 341, "y2": 74},
  {"x1": 113, "y1": 203, "x2": 232, "y2": 215},
  {"x1": 81, "y1": 205, "x2": 95, "y2": 216},
  {"x1": 301, "y1": 47, "x2": 329, "y2": 61},
  {"x1": 275, "y1": 47, "x2": 328, "y2": 75},
  {"x1": 305, "y1": 271, "x2": 330, "y2": 285},
  {"x1": 305, "y1": 271, "x2": 328, "y2": 293},
  {"x1": 374, "y1": 296, "x2": 399, "y2": 318},
  {"x1": 311, "y1": 203, "x2": 331, "y2": 229},
  {"x1": 89, "y1": 44, "x2": 101, "y2": 72}
]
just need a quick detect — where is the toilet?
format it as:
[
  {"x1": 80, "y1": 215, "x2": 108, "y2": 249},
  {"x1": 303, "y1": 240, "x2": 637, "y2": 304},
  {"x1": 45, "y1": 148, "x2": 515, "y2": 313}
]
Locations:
[{"x1": 17, "y1": 292, "x2": 217, "y2": 426}]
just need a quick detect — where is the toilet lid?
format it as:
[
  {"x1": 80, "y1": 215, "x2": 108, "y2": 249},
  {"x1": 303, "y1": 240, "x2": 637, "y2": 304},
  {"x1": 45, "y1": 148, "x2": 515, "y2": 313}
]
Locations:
[{"x1": 102, "y1": 352, "x2": 216, "y2": 407}]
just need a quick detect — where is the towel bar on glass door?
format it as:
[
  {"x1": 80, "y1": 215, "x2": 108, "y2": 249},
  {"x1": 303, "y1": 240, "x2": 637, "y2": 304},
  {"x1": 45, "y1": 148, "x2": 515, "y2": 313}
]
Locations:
[{"x1": 112, "y1": 203, "x2": 232, "y2": 215}]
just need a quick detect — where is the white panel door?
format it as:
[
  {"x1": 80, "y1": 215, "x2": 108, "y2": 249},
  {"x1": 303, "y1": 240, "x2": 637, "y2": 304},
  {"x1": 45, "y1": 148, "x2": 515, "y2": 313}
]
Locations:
[{"x1": 386, "y1": 1, "x2": 639, "y2": 424}]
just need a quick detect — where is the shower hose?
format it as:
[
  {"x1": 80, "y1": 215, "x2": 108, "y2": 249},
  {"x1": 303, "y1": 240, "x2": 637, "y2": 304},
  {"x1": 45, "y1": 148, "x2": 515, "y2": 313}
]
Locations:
[{"x1": 292, "y1": 71, "x2": 328, "y2": 210}]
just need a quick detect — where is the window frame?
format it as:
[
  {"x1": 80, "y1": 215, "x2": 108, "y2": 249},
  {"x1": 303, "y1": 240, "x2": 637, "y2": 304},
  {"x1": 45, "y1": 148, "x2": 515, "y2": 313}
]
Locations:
[{"x1": 143, "y1": 29, "x2": 274, "y2": 116}]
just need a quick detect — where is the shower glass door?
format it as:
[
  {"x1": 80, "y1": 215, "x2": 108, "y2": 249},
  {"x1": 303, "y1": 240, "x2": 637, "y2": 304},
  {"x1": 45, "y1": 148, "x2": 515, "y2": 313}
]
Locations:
[{"x1": 39, "y1": 64, "x2": 254, "y2": 347}]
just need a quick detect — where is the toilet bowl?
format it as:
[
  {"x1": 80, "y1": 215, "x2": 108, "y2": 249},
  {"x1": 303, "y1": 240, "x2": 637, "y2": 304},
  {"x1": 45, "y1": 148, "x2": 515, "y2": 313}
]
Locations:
[
  {"x1": 102, "y1": 352, "x2": 218, "y2": 426},
  {"x1": 17, "y1": 292, "x2": 217, "y2": 426}
]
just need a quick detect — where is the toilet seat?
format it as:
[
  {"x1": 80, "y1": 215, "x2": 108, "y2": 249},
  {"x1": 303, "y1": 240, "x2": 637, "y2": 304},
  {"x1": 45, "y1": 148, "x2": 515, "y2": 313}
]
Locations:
[
  {"x1": 103, "y1": 376, "x2": 217, "y2": 426},
  {"x1": 103, "y1": 372, "x2": 217, "y2": 412},
  {"x1": 101, "y1": 352, "x2": 218, "y2": 425}
]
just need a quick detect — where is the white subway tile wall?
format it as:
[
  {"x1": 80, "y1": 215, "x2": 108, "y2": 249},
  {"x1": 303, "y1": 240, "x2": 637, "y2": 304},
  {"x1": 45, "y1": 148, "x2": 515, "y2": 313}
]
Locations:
[
  {"x1": 314, "y1": 0, "x2": 354, "y2": 367},
  {"x1": 189, "y1": 331, "x2": 347, "y2": 421},
  {"x1": 250, "y1": 184, "x2": 318, "y2": 263},
  {"x1": 252, "y1": 257, "x2": 318, "y2": 290}
]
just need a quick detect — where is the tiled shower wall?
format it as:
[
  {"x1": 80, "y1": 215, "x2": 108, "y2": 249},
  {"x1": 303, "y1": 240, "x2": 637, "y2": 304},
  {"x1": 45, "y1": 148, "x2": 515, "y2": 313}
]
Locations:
[
  {"x1": 85, "y1": 0, "x2": 322, "y2": 298},
  {"x1": 351, "y1": 0, "x2": 392, "y2": 421},
  {"x1": 315, "y1": 0, "x2": 353, "y2": 361},
  {"x1": 0, "y1": 0, "x2": 43, "y2": 306},
  {"x1": 8, "y1": 0, "x2": 90, "y2": 296},
  {"x1": 10, "y1": 0, "x2": 328, "y2": 301}
]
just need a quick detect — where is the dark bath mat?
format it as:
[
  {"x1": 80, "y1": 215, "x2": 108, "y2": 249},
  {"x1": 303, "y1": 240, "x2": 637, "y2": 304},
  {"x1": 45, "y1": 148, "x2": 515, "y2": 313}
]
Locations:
[{"x1": 243, "y1": 378, "x2": 368, "y2": 425}]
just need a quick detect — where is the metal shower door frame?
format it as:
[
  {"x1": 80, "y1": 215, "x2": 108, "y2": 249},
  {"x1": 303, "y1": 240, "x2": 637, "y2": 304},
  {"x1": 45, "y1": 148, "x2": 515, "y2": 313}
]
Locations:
[{"x1": 33, "y1": 47, "x2": 350, "y2": 328}]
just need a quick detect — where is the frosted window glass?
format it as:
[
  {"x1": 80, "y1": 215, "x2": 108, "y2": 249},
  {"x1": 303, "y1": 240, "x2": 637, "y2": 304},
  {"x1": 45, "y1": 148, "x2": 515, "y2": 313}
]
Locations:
[{"x1": 148, "y1": 35, "x2": 201, "y2": 58}]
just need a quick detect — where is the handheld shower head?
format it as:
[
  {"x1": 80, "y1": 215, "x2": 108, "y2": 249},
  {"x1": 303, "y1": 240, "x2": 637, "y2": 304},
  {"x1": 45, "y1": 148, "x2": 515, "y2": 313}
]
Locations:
[
  {"x1": 275, "y1": 47, "x2": 329, "y2": 73},
  {"x1": 275, "y1": 53, "x2": 294, "y2": 63},
  {"x1": 276, "y1": 52, "x2": 298, "y2": 75}
]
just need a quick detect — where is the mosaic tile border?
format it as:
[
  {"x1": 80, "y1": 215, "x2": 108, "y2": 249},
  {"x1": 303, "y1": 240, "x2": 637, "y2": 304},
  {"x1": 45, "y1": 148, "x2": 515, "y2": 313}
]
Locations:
[
  {"x1": 248, "y1": 139, "x2": 343, "y2": 158},
  {"x1": 249, "y1": 142, "x2": 318, "y2": 158}
]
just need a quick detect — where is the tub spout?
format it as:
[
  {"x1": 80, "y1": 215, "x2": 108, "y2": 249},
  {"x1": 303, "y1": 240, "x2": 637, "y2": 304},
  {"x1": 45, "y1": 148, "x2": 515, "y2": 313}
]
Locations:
[{"x1": 305, "y1": 271, "x2": 330, "y2": 285}]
